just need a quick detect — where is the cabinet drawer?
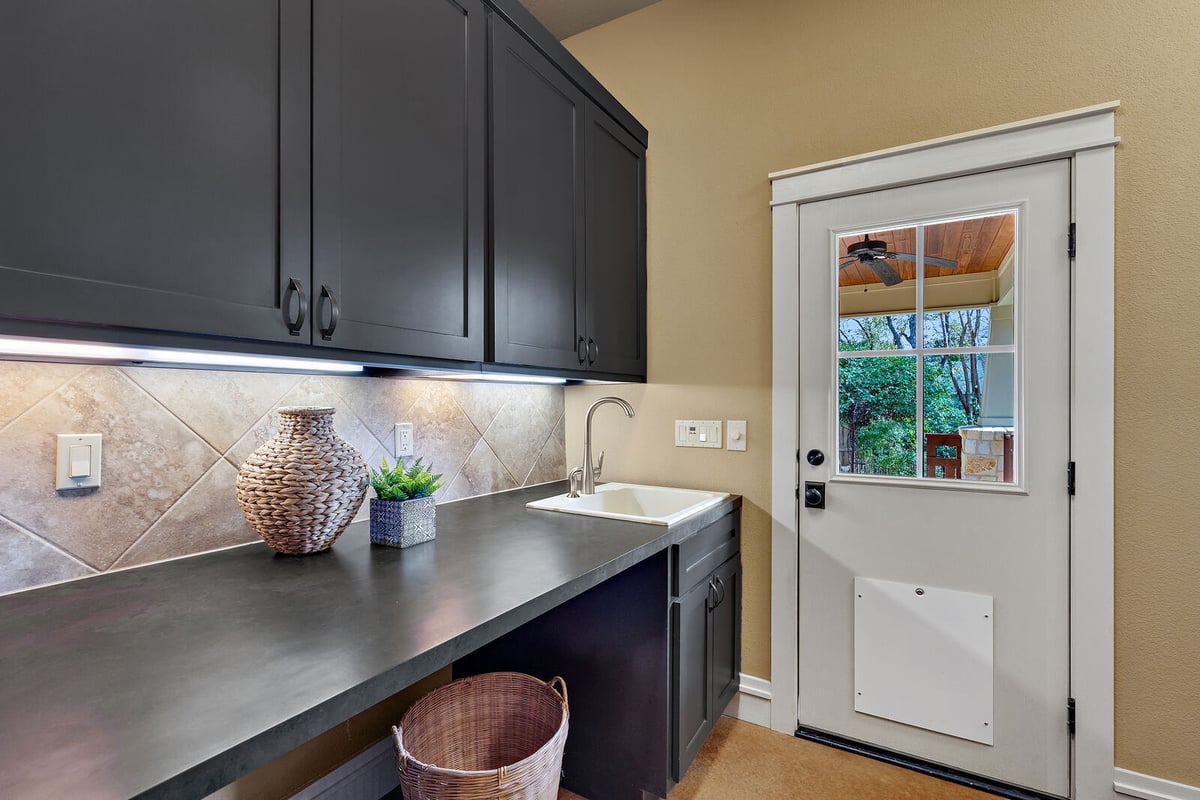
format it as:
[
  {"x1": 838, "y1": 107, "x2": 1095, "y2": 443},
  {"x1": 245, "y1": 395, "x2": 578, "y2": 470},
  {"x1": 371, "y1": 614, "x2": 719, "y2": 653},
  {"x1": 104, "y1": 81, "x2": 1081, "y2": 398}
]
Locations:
[{"x1": 672, "y1": 510, "x2": 740, "y2": 597}]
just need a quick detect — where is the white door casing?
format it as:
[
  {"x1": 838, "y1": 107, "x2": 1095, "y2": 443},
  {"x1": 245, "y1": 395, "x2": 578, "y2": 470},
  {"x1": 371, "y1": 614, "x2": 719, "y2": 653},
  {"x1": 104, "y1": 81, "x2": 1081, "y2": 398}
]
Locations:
[
  {"x1": 769, "y1": 103, "x2": 1117, "y2": 800},
  {"x1": 796, "y1": 161, "x2": 1070, "y2": 795}
]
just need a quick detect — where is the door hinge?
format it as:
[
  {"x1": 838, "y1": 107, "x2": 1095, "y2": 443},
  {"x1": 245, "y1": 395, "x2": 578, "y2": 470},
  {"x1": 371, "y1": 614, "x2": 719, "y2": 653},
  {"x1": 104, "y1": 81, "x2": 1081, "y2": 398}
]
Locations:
[
  {"x1": 1067, "y1": 222, "x2": 1077, "y2": 259},
  {"x1": 1067, "y1": 461, "x2": 1076, "y2": 496},
  {"x1": 1067, "y1": 697, "x2": 1076, "y2": 735},
  {"x1": 795, "y1": 485, "x2": 800, "y2": 500}
]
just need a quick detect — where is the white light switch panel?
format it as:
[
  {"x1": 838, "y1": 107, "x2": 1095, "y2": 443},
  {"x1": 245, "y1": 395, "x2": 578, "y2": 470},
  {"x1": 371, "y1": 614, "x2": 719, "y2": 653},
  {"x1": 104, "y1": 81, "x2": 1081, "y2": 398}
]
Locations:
[
  {"x1": 56, "y1": 433, "x2": 102, "y2": 490},
  {"x1": 394, "y1": 423, "x2": 414, "y2": 457},
  {"x1": 675, "y1": 420, "x2": 722, "y2": 448},
  {"x1": 727, "y1": 420, "x2": 747, "y2": 451}
]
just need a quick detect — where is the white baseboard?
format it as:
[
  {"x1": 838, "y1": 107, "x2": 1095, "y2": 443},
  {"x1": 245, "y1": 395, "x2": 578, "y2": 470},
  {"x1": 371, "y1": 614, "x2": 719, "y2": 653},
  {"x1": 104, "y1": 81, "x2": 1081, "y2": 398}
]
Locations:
[
  {"x1": 1115, "y1": 768, "x2": 1200, "y2": 800},
  {"x1": 725, "y1": 673, "x2": 772, "y2": 728},
  {"x1": 291, "y1": 737, "x2": 398, "y2": 800}
]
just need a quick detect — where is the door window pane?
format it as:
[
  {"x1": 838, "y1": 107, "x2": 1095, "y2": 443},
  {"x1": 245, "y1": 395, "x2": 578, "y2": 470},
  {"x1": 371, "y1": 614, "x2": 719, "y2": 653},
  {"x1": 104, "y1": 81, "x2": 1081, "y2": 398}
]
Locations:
[
  {"x1": 921, "y1": 353, "x2": 1016, "y2": 483},
  {"x1": 838, "y1": 356, "x2": 917, "y2": 477},
  {"x1": 833, "y1": 213, "x2": 1018, "y2": 485},
  {"x1": 838, "y1": 226, "x2": 918, "y2": 351}
]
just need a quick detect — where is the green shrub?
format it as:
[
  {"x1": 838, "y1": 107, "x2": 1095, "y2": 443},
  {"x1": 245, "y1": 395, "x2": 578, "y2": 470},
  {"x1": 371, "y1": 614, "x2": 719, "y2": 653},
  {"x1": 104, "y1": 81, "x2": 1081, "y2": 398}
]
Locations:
[{"x1": 369, "y1": 456, "x2": 445, "y2": 501}]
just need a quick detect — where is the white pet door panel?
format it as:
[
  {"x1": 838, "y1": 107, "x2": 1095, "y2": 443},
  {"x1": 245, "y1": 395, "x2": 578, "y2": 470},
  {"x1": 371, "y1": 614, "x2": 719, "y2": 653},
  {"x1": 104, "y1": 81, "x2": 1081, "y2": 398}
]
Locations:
[{"x1": 854, "y1": 577, "x2": 994, "y2": 745}]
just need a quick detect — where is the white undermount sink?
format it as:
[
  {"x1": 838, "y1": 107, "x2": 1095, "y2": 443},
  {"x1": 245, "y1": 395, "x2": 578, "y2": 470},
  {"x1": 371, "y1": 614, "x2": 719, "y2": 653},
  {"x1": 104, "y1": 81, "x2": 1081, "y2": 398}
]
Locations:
[{"x1": 527, "y1": 482, "x2": 729, "y2": 526}]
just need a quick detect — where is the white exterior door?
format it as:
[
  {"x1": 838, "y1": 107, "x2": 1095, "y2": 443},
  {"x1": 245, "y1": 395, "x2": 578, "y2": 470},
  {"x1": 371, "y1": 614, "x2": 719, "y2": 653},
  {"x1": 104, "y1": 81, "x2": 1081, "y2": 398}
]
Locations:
[{"x1": 796, "y1": 160, "x2": 1071, "y2": 796}]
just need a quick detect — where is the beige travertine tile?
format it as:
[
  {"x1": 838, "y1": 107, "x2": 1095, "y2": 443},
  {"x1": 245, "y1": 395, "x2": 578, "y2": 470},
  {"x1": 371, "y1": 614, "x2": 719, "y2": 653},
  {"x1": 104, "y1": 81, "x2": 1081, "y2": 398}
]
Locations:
[
  {"x1": 444, "y1": 381, "x2": 515, "y2": 434},
  {"x1": 333, "y1": 375, "x2": 426, "y2": 444},
  {"x1": 123, "y1": 367, "x2": 300, "y2": 453},
  {"x1": 407, "y1": 383, "x2": 483, "y2": 491},
  {"x1": 439, "y1": 440, "x2": 517, "y2": 503},
  {"x1": 0, "y1": 515, "x2": 95, "y2": 594},
  {"x1": 525, "y1": 414, "x2": 567, "y2": 486},
  {"x1": 112, "y1": 459, "x2": 259, "y2": 569},
  {"x1": 0, "y1": 368, "x2": 219, "y2": 569},
  {"x1": 0, "y1": 362, "x2": 86, "y2": 429},
  {"x1": 483, "y1": 390, "x2": 561, "y2": 484},
  {"x1": 224, "y1": 377, "x2": 384, "y2": 469}
]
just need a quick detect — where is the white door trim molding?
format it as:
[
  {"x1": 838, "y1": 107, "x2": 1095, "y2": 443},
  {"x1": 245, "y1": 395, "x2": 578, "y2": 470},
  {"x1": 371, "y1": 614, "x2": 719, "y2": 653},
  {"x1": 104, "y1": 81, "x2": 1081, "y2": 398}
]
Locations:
[{"x1": 769, "y1": 103, "x2": 1118, "y2": 800}]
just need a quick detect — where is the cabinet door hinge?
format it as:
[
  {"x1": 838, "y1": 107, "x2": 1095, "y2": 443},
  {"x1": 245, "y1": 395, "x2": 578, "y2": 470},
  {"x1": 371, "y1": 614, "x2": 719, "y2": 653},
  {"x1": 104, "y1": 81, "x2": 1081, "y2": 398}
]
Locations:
[
  {"x1": 1067, "y1": 461, "x2": 1076, "y2": 496},
  {"x1": 1067, "y1": 222, "x2": 1077, "y2": 259},
  {"x1": 795, "y1": 485, "x2": 800, "y2": 500},
  {"x1": 1067, "y1": 697, "x2": 1076, "y2": 735}
]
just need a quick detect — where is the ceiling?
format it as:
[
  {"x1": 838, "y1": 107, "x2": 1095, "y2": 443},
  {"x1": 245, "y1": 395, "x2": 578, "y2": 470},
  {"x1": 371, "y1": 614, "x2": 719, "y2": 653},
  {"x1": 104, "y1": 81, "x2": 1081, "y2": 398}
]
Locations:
[
  {"x1": 519, "y1": 0, "x2": 661, "y2": 39},
  {"x1": 837, "y1": 214, "x2": 1016, "y2": 288}
]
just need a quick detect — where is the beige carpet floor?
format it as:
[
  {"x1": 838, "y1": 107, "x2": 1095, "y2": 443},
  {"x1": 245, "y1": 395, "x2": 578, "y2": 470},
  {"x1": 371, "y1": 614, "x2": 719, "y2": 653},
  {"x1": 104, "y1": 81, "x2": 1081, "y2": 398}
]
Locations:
[{"x1": 559, "y1": 716, "x2": 995, "y2": 800}]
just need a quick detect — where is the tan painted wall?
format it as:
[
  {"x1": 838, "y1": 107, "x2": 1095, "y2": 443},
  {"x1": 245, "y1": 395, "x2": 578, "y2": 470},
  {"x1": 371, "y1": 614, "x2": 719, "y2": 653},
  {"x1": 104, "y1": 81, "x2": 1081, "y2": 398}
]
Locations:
[{"x1": 563, "y1": 0, "x2": 1200, "y2": 785}]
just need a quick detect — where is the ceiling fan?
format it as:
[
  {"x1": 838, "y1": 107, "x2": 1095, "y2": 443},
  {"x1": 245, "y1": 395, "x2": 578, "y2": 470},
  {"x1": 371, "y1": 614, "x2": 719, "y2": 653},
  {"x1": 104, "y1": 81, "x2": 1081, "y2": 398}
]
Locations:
[{"x1": 839, "y1": 234, "x2": 959, "y2": 287}]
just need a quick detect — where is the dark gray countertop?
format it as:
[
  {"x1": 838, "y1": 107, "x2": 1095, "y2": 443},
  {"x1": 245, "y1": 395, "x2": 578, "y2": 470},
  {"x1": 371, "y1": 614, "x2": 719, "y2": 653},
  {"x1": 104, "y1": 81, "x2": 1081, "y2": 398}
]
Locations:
[{"x1": 0, "y1": 481, "x2": 740, "y2": 799}]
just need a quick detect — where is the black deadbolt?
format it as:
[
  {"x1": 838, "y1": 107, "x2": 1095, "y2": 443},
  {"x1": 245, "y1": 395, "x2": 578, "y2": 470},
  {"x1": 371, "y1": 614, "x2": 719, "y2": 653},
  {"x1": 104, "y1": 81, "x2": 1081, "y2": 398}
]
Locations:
[
  {"x1": 803, "y1": 481, "x2": 825, "y2": 509},
  {"x1": 806, "y1": 449, "x2": 825, "y2": 466}
]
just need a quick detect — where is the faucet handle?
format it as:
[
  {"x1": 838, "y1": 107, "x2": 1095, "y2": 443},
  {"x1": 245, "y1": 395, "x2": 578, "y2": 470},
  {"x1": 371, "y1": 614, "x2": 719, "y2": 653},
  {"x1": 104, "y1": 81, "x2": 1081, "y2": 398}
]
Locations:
[{"x1": 593, "y1": 450, "x2": 604, "y2": 478}]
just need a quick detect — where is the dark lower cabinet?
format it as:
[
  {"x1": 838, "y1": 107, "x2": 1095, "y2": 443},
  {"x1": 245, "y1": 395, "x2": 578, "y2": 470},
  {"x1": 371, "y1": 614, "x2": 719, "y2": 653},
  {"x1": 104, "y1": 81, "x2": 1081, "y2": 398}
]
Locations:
[
  {"x1": 0, "y1": 0, "x2": 310, "y2": 343},
  {"x1": 311, "y1": 0, "x2": 486, "y2": 360},
  {"x1": 454, "y1": 507, "x2": 740, "y2": 799},
  {"x1": 672, "y1": 518, "x2": 742, "y2": 782}
]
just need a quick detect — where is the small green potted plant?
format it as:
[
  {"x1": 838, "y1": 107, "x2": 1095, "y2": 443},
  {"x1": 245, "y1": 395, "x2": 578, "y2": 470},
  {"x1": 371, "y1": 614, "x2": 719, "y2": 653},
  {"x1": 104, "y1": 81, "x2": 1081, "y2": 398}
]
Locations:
[{"x1": 368, "y1": 456, "x2": 445, "y2": 548}]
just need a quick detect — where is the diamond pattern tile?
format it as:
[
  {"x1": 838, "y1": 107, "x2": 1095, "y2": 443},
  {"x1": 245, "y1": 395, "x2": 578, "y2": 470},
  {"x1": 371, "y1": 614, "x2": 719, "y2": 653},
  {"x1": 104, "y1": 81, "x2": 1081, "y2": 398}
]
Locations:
[
  {"x1": 0, "y1": 368, "x2": 219, "y2": 569},
  {"x1": 0, "y1": 515, "x2": 95, "y2": 595}
]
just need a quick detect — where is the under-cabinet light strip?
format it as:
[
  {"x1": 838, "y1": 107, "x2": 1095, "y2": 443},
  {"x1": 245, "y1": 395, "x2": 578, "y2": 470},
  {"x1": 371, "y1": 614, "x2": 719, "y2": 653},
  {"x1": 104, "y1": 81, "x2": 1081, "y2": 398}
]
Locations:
[
  {"x1": 432, "y1": 372, "x2": 567, "y2": 385},
  {"x1": 0, "y1": 337, "x2": 364, "y2": 373}
]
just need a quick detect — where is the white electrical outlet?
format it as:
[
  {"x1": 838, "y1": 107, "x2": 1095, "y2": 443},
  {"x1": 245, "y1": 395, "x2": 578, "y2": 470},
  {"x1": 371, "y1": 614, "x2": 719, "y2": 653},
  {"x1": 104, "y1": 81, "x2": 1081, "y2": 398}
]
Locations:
[
  {"x1": 674, "y1": 420, "x2": 722, "y2": 448},
  {"x1": 394, "y1": 423, "x2": 414, "y2": 457},
  {"x1": 727, "y1": 420, "x2": 747, "y2": 451}
]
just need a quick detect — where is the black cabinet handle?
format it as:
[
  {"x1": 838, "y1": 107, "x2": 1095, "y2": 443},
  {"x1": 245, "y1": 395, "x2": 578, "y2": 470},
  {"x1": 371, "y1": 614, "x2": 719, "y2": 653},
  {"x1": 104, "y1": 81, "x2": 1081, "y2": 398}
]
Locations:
[
  {"x1": 586, "y1": 338, "x2": 598, "y2": 365},
  {"x1": 283, "y1": 278, "x2": 307, "y2": 336},
  {"x1": 706, "y1": 579, "x2": 717, "y2": 611},
  {"x1": 318, "y1": 285, "x2": 340, "y2": 341},
  {"x1": 714, "y1": 575, "x2": 726, "y2": 607},
  {"x1": 577, "y1": 336, "x2": 586, "y2": 365}
]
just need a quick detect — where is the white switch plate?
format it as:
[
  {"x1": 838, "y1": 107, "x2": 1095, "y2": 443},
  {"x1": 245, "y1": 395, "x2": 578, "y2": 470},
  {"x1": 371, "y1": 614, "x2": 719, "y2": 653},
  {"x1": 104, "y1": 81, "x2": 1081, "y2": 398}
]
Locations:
[
  {"x1": 727, "y1": 420, "x2": 747, "y2": 451},
  {"x1": 56, "y1": 433, "x2": 102, "y2": 490},
  {"x1": 675, "y1": 420, "x2": 722, "y2": 448},
  {"x1": 394, "y1": 423, "x2": 414, "y2": 457}
]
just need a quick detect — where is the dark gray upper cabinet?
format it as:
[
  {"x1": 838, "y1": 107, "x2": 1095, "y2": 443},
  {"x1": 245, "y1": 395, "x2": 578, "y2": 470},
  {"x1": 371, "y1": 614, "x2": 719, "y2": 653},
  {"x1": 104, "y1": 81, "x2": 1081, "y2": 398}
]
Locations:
[
  {"x1": 312, "y1": 0, "x2": 486, "y2": 360},
  {"x1": 491, "y1": 18, "x2": 647, "y2": 378},
  {"x1": 490, "y1": 18, "x2": 587, "y2": 371},
  {"x1": 584, "y1": 106, "x2": 647, "y2": 376},
  {"x1": 0, "y1": 0, "x2": 311, "y2": 343}
]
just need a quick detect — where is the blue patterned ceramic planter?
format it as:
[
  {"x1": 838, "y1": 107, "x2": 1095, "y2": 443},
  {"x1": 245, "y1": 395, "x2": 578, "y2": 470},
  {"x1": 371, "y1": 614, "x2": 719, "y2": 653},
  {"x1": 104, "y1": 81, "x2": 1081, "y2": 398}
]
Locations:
[{"x1": 369, "y1": 496, "x2": 436, "y2": 548}]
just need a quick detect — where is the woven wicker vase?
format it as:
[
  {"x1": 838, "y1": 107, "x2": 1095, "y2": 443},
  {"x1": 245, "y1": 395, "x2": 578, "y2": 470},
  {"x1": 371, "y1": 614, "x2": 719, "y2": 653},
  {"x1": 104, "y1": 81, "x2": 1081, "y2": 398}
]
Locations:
[{"x1": 236, "y1": 406, "x2": 367, "y2": 555}]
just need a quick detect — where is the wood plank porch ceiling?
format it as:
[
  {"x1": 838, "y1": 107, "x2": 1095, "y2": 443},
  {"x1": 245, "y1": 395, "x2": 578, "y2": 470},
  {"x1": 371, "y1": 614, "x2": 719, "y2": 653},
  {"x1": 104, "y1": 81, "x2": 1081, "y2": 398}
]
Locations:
[{"x1": 838, "y1": 214, "x2": 1015, "y2": 287}]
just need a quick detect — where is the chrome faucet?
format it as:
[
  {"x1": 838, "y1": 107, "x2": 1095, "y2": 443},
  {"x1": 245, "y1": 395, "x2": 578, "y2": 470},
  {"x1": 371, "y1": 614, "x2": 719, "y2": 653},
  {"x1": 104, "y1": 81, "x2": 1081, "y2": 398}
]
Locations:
[{"x1": 567, "y1": 396, "x2": 635, "y2": 497}]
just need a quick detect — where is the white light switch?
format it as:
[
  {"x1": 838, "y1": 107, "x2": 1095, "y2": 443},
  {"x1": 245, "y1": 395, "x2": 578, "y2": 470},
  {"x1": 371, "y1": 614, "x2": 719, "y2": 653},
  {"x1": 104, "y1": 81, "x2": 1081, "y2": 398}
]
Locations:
[
  {"x1": 727, "y1": 420, "x2": 747, "y2": 451},
  {"x1": 394, "y1": 423, "x2": 414, "y2": 457},
  {"x1": 56, "y1": 433, "x2": 102, "y2": 490},
  {"x1": 674, "y1": 420, "x2": 722, "y2": 448}
]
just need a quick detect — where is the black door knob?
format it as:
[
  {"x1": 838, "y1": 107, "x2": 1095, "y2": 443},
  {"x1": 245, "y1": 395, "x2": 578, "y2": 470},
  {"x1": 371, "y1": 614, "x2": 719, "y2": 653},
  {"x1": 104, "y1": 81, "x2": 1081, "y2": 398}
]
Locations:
[
  {"x1": 806, "y1": 449, "x2": 825, "y2": 466},
  {"x1": 803, "y1": 481, "x2": 825, "y2": 509}
]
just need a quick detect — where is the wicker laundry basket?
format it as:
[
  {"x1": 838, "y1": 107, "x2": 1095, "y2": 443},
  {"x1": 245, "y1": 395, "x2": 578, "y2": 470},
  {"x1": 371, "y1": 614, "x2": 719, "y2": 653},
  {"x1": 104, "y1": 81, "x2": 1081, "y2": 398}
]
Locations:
[{"x1": 392, "y1": 672, "x2": 570, "y2": 800}]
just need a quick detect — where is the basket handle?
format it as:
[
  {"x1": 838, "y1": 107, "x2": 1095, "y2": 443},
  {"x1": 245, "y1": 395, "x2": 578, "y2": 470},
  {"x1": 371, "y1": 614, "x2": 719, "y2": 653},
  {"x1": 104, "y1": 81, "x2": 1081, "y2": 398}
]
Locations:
[{"x1": 547, "y1": 675, "x2": 569, "y2": 712}]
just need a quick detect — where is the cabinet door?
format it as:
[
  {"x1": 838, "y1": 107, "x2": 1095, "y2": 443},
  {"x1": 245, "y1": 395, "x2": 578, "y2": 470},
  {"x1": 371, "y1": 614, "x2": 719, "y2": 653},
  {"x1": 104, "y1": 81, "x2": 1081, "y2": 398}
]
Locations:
[
  {"x1": 0, "y1": 0, "x2": 310, "y2": 343},
  {"x1": 490, "y1": 19, "x2": 587, "y2": 370},
  {"x1": 672, "y1": 577, "x2": 714, "y2": 781},
  {"x1": 311, "y1": 0, "x2": 485, "y2": 360},
  {"x1": 710, "y1": 557, "x2": 743, "y2": 716},
  {"x1": 584, "y1": 106, "x2": 647, "y2": 377}
]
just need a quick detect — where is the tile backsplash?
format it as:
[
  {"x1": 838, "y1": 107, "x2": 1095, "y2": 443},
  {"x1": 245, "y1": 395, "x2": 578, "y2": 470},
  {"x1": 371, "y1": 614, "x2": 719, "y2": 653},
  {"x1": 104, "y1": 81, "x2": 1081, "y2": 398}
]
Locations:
[{"x1": 0, "y1": 363, "x2": 565, "y2": 594}]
